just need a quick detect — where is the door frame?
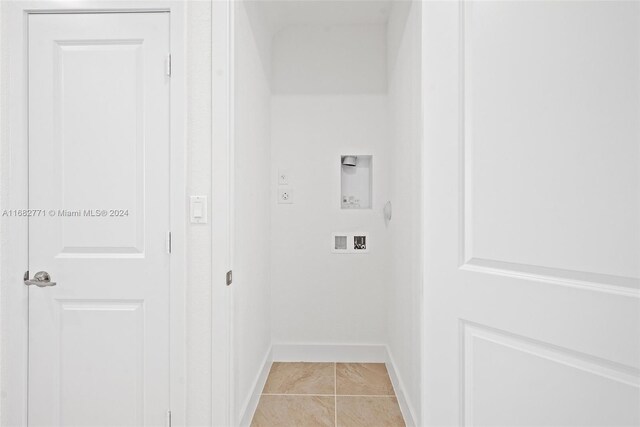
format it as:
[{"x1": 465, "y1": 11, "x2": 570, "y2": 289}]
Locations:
[
  {"x1": 1, "y1": 2, "x2": 187, "y2": 425},
  {"x1": 211, "y1": 0, "x2": 234, "y2": 425}
]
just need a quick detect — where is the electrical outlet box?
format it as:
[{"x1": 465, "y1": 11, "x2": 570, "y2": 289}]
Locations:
[
  {"x1": 278, "y1": 188, "x2": 293, "y2": 204},
  {"x1": 278, "y1": 169, "x2": 290, "y2": 185}
]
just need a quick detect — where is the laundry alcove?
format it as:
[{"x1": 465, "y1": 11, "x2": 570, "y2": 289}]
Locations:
[{"x1": 232, "y1": 1, "x2": 423, "y2": 424}]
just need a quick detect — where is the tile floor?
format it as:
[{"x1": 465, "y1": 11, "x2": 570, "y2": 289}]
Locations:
[{"x1": 251, "y1": 362, "x2": 406, "y2": 427}]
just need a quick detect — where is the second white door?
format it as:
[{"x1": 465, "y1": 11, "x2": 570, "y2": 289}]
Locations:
[{"x1": 423, "y1": 1, "x2": 640, "y2": 425}]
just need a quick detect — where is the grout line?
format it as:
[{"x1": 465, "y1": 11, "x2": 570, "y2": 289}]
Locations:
[
  {"x1": 334, "y1": 362, "x2": 337, "y2": 427},
  {"x1": 260, "y1": 393, "x2": 397, "y2": 397},
  {"x1": 261, "y1": 393, "x2": 334, "y2": 397},
  {"x1": 336, "y1": 394, "x2": 397, "y2": 397}
]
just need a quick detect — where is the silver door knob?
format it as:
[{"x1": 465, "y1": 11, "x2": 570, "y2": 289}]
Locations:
[{"x1": 24, "y1": 271, "x2": 57, "y2": 287}]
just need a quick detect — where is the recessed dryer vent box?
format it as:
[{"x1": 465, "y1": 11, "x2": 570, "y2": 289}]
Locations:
[{"x1": 341, "y1": 155, "x2": 372, "y2": 209}]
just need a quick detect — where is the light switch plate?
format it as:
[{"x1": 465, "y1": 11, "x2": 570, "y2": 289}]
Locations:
[
  {"x1": 278, "y1": 188, "x2": 293, "y2": 204},
  {"x1": 190, "y1": 196, "x2": 208, "y2": 223}
]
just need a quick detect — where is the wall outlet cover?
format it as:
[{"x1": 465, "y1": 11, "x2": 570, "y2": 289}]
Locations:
[
  {"x1": 278, "y1": 188, "x2": 294, "y2": 204},
  {"x1": 278, "y1": 169, "x2": 290, "y2": 185}
]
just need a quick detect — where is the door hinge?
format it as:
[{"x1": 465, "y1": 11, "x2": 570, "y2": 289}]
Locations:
[
  {"x1": 167, "y1": 231, "x2": 172, "y2": 254},
  {"x1": 165, "y1": 53, "x2": 172, "y2": 77},
  {"x1": 226, "y1": 270, "x2": 233, "y2": 286},
  {"x1": 166, "y1": 410, "x2": 172, "y2": 427}
]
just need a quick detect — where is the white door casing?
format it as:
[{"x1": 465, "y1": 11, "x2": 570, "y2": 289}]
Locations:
[
  {"x1": 423, "y1": 1, "x2": 640, "y2": 426},
  {"x1": 211, "y1": 0, "x2": 235, "y2": 425},
  {"x1": 28, "y1": 12, "x2": 171, "y2": 426}
]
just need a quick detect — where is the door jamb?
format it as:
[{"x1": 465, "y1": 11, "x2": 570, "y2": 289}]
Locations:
[{"x1": 0, "y1": 2, "x2": 188, "y2": 425}]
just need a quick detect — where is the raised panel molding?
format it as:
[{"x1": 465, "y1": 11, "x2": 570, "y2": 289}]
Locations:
[
  {"x1": 461, "y1": 258, "x2": 640, "y2": 298},
  {"x1": 457, "y1": 1, "x2": 640, "y2": 297},
  {"x1": 55, "y1": 40, "x2": 145, "y2": 258},
  {"x1": 58, "y1": 299, "x2": 144, "y2": 426},
  {"x1": 460, "y1": 321, "x2": 640, "y2": 426}
]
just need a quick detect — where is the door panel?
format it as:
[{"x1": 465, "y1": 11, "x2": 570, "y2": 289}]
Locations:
[
  {"x1": 423, "y1": 1, "x2": 640, "y2": 425},
  {"x1": 463, "y1": 0, "x2": 640, "y2": 287},
  {"x1": 463, "y1": 323, "x2": 640, "y2": 426},
  {"x1": 55, "y1": 40, "x2": 145, "y2": 256},
  {"x1": 58, "y1": 300, "x2": 144, "y2": 426},
  {"x1": 28, "y1": 13, "x2": 170, "y2": 427}
]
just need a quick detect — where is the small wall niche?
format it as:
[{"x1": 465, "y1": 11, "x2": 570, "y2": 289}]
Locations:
[{"x1": 341, "y1": 155, "x2": 372, "y2": 209}]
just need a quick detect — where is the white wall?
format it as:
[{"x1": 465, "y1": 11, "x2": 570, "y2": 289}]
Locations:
[
  {"x1": 270, "y1": 23, "x2": 391, "y2": 348},
  {"x1": 271, "y1": 95, "x2": 390, "y2": 346},
  {"x1": 0, "y1": 3, "x2": 6, "y2": 422},
  {"x1": 234, "y1": 1, "x2": 273, "y2": 422},
  {"x1": 386, "y1": 1, "x2": 422, "y2": 424},
  {"x1": 186, "y1": 2, "x2": 213, "y2": 425},
  {"x1": 272, "y1": 24, "x2": 387, "y2": 94}
]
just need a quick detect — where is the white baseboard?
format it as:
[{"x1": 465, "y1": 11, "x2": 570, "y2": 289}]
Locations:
[
  {"x1": 272, "y1": 343, "x2": 387, "y2": 362},
  {"x1": 239, "y1": 348, "x2": 273, "y2": 427},
  {"x1": 385, "y1": 346, "x2": 418, "y2": 427}
]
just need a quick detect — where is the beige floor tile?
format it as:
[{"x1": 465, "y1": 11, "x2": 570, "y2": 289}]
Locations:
[
  {"x1": 251, "y1": 395, "x2": 336, "y2": 427},
  {"x1": 336, "y1": 396, "x2": 405, "y2": 427},
  {"x1": 336, "y1": 363, "x2": 395, "y2": 396},
  {"x1": 263, "y1": 362, "x2": 335, "y2": 395}
]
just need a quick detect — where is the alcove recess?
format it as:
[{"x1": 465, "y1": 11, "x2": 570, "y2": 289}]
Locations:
[{"x1": 341, "y1": 155, "x2": 372, "y2": 209}]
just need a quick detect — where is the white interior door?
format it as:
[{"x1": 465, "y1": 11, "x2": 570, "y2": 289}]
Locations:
[
  {"x1": 423, "y1": 1, "x2": 640, "y2": 426},
  {"x1": 28, "y1": 12, "x2": 171, "y2": 427}
]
